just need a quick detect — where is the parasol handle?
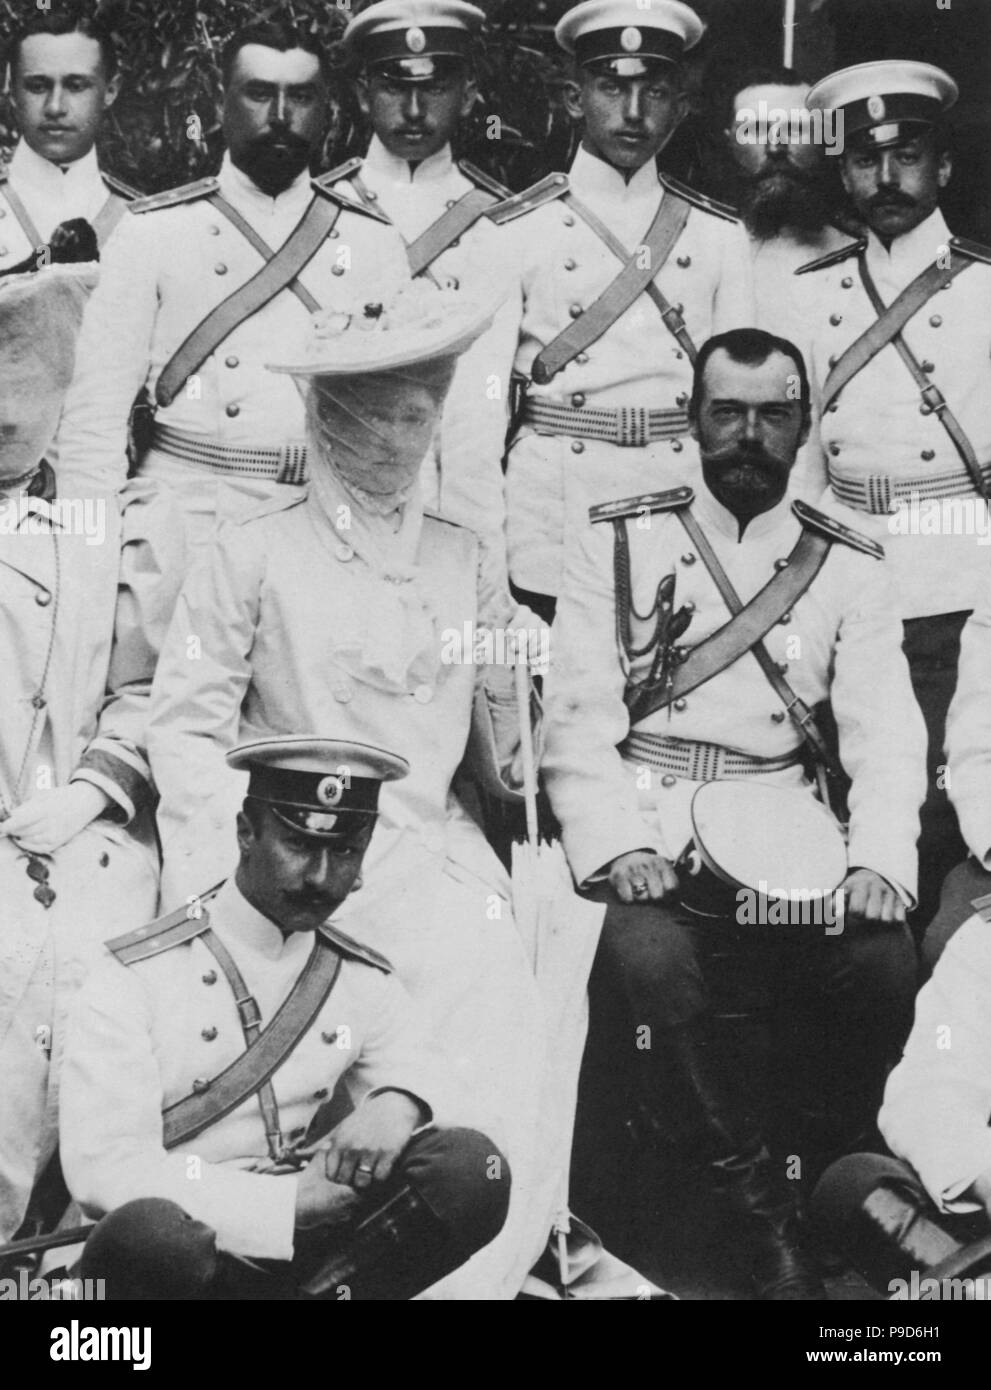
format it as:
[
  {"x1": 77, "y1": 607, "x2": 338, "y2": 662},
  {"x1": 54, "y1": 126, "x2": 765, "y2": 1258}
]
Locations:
[
  {"x1": 515, "y1": 652, "x2": 540, "y2": 847},
  {"x1": 783, "y1": 0, "x2": 797, "y2": 68}
]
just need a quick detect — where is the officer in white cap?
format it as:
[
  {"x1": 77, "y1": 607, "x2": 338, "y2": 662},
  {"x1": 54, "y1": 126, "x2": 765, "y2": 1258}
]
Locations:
[
  {"x1": 794, "y1": 60, "x2": 991, "y2": 931},
  {"x1": 323, "y1": 1, "x2": 519, "y2": 600},
  {"x1": 489, "y1": 0, "x2": 754, "y2": 622},
  {"x1": 58, "y1": 736, "x2": 511, "y2": 1300}
]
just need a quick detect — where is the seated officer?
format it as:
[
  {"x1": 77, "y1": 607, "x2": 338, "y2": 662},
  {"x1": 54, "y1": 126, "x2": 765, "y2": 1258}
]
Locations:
[
  {"x1": 812, "y1": 905, "x2": 991, "y2": 1298},
  {"x1": 543, "y1": 328, "x2": 926, "y2": 1298},
  {"x1": 58, "y1": 738, "x2": 510, "y2": 1301}
]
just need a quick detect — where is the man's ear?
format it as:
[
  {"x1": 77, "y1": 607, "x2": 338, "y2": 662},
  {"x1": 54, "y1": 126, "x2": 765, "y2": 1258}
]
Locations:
[
  {"x1": 688, "y1": 408, "x2": 701, "y2": 443},
  {"x1": 562, "y1": 78, "x2": 585, "y2": 124},
  {"x1": 103, "y1": 70, "x2": 122, "y2": 110},
  {"x1": 937, "y1": 151, "x2": 952, "y2": 190},
  {"x1": 460, "y1": 76, "x2": 478, "y2": 121},
  {"x1": 355, "y1": 76, "x2": 371, "y2": 120},
  {"x1": 839, "y1": 154, "x2": 854, "y2": 198},
  {"x1": 235, "y1": 809, "x2": 255, "y2": 858}
]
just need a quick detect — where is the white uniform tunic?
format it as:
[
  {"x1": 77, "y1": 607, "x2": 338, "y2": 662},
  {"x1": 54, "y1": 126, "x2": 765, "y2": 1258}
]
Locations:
[
  {"x1": 796, "y1": 209, "x2": 991, "y2": 619},
  {"x1": 945, "y1": 577, "x2": 991, "y2": 865},
  {"x1": 60, "y1": 878, "x2": 455, "y2": 1263},
  {"x1": 543, "y1": 486, "x2": 927, "y2": 899},
  {"x1": 145, "y1": 482, "x2": 546, "y2": 1297},
  {"x1": 0, "y1": 141, "x2": 120, "y2": 266},
  {"x1": 503, "y1": 146, "x2": 754, "y2": 597},
  {"x1": 53, "y1": 155, "x2": 410, "y2": 539}
]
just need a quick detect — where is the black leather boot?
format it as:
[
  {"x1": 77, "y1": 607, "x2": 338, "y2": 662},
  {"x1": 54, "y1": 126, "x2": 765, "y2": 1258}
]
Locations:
[{"x1": 659, "y1": 1023, "x2": 827, "y2": 1301}]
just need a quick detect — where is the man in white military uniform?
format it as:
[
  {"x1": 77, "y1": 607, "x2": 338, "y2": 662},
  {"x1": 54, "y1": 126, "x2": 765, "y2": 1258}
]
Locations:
[
  {"x1": 145, "y1": 285, "x2": 546, "y2": 1298},
  {"x1": 0, "y1": 264, "x2": 184, "y2": 1243},
  {"x1": 812, "y1": 904, "x2": 991, "y2": 1298},
  {"x1": 491, "y1": 0, "x2": 753, "y2": 621},
  {"x1": 0, "y1": 6, "x2": 135, "y2": 271},
  {"x1": 795, "y1": 61, "x2": 991, "y2": 929},
  {"x1": 53, "y1": 18, "x2": 409, "y2": 540},
  {"x1": 543, "y1": 329, "x2": 926, "y2": 1298},
  {"x1": 326, "y1": 1, "x2": 519, "y2": 594},
  {"x1": 59, "y1": 738, "x2": 510, "y2": 1300}
]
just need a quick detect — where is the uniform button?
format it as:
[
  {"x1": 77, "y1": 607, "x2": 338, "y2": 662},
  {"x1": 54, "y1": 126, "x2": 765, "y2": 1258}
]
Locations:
[
  {"x1": 828, "y1": 355, "x2": 838, "y2": 369},
  {"x1": 215, "y1": 263, "x2": 228, "y2": 276},
  {"x1": 828, "y1": 442, "x2": 840, "y2": 456},
  {"x1": 661, "y1": 775, "x2": 677, "y2": 789},
  {"x1": 365, "y1": 190, "x2": 379, "y2": 201},
  {"x1": 225, "y1": 355, "x2": 239, "y2": 369},
  {"x1": 192, "y1": 1078, "x2": 211, "y2": 1093},
  {"x1": 829, "y1": 313, "x2": 843, "y2": 326},
  {"x1": 673, "y1": 699, "x2": 688, "y2": 712},
  {"x1": 921, "y1": 361, "x2": 935, "y2": 374},
  {"x1": 674, "y1": 303, "x2": 684, "y2": 316},
  {"x1": 921, "y1": 449, "x2": 936, "y2": 461},
  {"x1": 563, "y1": 215, "x2": 576, "y2": 227},
  {"x1": 564, "y1": 258, "x2": 577, "y2": 271},
  {"x1": 335, "y1": 542, "x2": 354, "y2": 562},
  {"x1": 771, "y1": 711, "x2": 787, "y2": 724},
  {"x1": 332, "y1": 265, "x2": 346, "y2": 276},
  {"x1": 413, "y1": 684, "x2": 433, "y2": 704},
  {"x1": 313, "y1": 1087, "x2": 329, "y2": 1101},
  {"x1": 841, "y1": 277, "x2": 853, "y2": 288},
  {"x1": 776, "y1": 661, "x2": 789, "y2": 675},
  {"x1": 207, "y1": 224, "x2": 220, "y2": 236},
  {"x1": 676, "y1": 392, "x2": 689, "y2": 408},
  {"x1": 674, "y1": 350, "x2": 684, "y2": 360},
  {"x1": 774, "y1": 558, "x2": 790, "y2": 571},
  {"x1": 676, "y1": 255, "x2": 691, "y2": 268},
  {"x1": 569, "y1": 303, "x2": 583, "y2": 319},
  {"x1": 681, "y1": 553, "x2": 696, "y2": 566},
  {"x1": 333, "y1": 683, "x2": 352, "y2": 704},
  {"x1": 35, "y1": 591, "x2": 52, "y2": 607},
  {"x1": 31, "y1": 695, "x2": 46, "y2": 710},
  {"x1": 575, "y1": 352, "x2": 589, "y2": 365},
  {"x1": 446, "y1": 199, "x2": 457, "y2": 209},
  {"x1": 202, "y1": 970, "x2": 218, "y2": 985},
  {"x1": 671, "y1": 439, "x2": 684, "y2": 453},
  {"x1": 826, "y1": 401, "x2": 839, "y2": 412},
  {"x1": 571, "y1": 440, "x2": 585, "y2": 454},
  {"x1": 778, "y1": 611, "x2": 792, "y2": 626},
  {"x1": 328, "y1": 228, "x2": 340, "y2": 239},
  {"x1": 321, "y1": 1030, "x2": 340, "y2": 1045},
  {"x1": 571, "y1": 392, "x2": 586, "y2": 408},
  {"x1": 929, "y1": 314, "x2": 942, "y2": 328},
  {"x1": 226, "y1": 404, "x2": 240, "y2": 418},
  {"x1": 683, "y1": 600, "x2": 695, "y2": 613},
  {"x1": 201, "y1": 1026, "x2": 218, "y2": 1042}
]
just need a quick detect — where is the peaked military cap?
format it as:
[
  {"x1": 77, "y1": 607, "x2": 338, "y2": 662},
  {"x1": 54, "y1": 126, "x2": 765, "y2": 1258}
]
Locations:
[
  {"x1": 556, "y1": 0, "x2": 704, "y2": 77},
  {"x1": 343, "y1": 0, "x2": 483, "y2": 81},
  {"x1": 806, "y1": 60, "x2": 958, "y2": 152}
]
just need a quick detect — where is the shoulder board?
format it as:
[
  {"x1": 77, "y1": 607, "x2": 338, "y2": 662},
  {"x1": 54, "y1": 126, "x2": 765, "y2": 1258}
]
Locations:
[
  {"x1": 106, "y1": 883, "x2": 225, "y2": 966},
  {"x1": 458, "y1": 159, "x2": 511, "y2": 200},
  {"x1": 318, "y1": 923, "x2": 393, "y2": 973},
  {"x1": 310, "y1": 175, "x2": 392, "y2": 223},
  {"x1": 659, "y1": 173, "x2": 739, "y2": 223},
  {"x1": 971, "y1": 892, "x2": 991, "y2": 923},
  {"x1": 794, "y1": 238, "x2": 867, "y2": 275},
  {"x1": 792, "y1": 500, "x2": 884, "y2": 559},
  {"x1": 101, "y1": 172, "x2": 141, "y2": 201},
  {"x1": 590, "y1": 485, "x2": 694, "y2": 525},
  {"x1": 319, "y1": 156, "x2": 364, "y2": 184},
  {"x1": 951, "y1": 235, "x2": 991, "y2": 268},
  {"x1": 129, "y1": 177, "x2": 220, "y2": 214},
  {"x1": 487, "y1": 173, "x2": 569, "y2": 226}
]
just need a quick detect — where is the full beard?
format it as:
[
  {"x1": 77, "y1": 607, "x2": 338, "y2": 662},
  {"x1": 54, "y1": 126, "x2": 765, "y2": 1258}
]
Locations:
[
  {"x1": 740, "y1": 169, "x2": 833, "y2": 241},
  {"x1": 239, "y1": 133, "x2": 312, "y2": 193}
]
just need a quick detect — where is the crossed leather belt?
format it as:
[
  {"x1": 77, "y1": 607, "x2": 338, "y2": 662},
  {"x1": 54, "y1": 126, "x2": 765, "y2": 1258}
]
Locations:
[
  {"x1": 151, "y1": 422, "x2": 309, "y2": 485},
  {"x1": 829, "y1": 462, "x2": 991, "y2": 515},
  {"x1": 620, "y1": 730, "x2": 804, "y2": 782},
  {"x1": 521, "y1": 399, "x2": 689, "y2": 447}
]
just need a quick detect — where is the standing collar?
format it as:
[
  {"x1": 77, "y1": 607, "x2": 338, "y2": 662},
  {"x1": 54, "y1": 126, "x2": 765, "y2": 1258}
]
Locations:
[
  {"x1": 363, "y1": 135, "x2": 456, "y2": 187},
  {"x1": 9, "y1": 138, "x2": 104, "y2": 197},
  {"x1": 218, "y1": 151, "x2": 313, "y2": 216},
  {"x1": 568, "y1": 143, "x2": 661, "y2": 203},
  {"x1": 865, "y1": 206, "x2": 951, "y2": 281},
  {"x1": 693, "y1": 483, "x2": 795, "y2": 544},
  {"x1": 211, "y1": 877, "x2": 314, "y2": 964}
]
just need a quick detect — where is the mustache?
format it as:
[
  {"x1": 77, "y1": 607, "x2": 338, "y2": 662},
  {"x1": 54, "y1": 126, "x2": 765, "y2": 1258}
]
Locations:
[
  {"x1": 706, "y1": 441, "x2": 782, "y2": 473},
  {"x1": 283, "y1": 891, "x2": 334, "y2": 911},
  {"x1": 250, "y1": 130, "x2": 310, "y2": 154},
  {"x1": 869, "y1": 190, "x2": 917, "y2": 209}
]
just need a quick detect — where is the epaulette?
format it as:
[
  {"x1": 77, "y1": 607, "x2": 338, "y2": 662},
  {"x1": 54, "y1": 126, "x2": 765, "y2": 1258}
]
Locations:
[
  {"x1": 659, "y1": 172, "x2": 739, "y2": 223},
  {"x1": 971, "y1": 892, "x2": 991, "y2": 923},
  {"x1": 310, "y1": 173, "x2": 392, "y2": 223},
  {"x1": 487, "y1": 173, "x2": 569, "y2": 226},
  {"x1": 590, "y1": 485, "x2": 694, "y2": 525},
  {"x1": 794, "y1": 238, "x2": 867, "y2": 275},
  {"x1": 319, "y1": 156, "x2": 364, "y2": 184},
  {"x1": 101, "y1": 172, "x2": 141, "y2": 201},
  {"x1": 318, "y1": 923, "x2": 393, "y2": 973},
  {"x1": 129, "y1": 177, "x2": 220, "y2": 214},
  {"x1": 792, "y1": 499, "x2": 884, "y2": 559},
  {"x1": 458, "y1": 159, "x2": 512, "y2": 200},
  {"x1": 951, "y1": 234, "x2": 991, "y2": 268},
  {"x1": 106, "y1": 884, "x2": 224, "y2": 966}
]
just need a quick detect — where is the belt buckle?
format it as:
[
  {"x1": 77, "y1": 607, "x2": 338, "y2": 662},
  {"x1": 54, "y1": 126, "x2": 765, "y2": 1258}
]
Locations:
[
  {"x1": 277, "y1": 443, "x2": 308, "y2": 485},
  {"x1": 617, "y1": 407, "x2": 648, "y2": 448},
  {"x1": 919, "y1": 384, "x2": 947, "y2": 416}
]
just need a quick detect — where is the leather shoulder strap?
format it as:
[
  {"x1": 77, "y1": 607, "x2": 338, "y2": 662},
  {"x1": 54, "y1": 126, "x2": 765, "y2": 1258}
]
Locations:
[
  {"x1": 795, "y1": 238, "x2": 867, "y2": 275},
  {"x1": 162, "y1": 935, "x2": 343, "y2": 1150},
  {"x1": 486, "y1": 173, "x2": 570, "y2": 225},
  {"x1": 658, "y1": 172, "x2": 740, "y2": 223},
  {"x1": 950, "y1": 234, "x2": 991, "y2": 267},
  {"x1": 791, "y1": 500, "x2": 884, "y2": 559},
  {"x1": 0, "y1": 179, "x2": 43, "y2": 247},
  {"x1": 590, "y1": 485, "x2": 694, "y2": 525},
  {"x1": 531, "y1": 189, "x2": 692, "y2": 385},
  {"x1": 155, "y1": 194, "x2": 341, "y2": 406},
  {"x1": 406, "y1": 186, "x2": 500, "y2": 276},
  {"x1": 91, "y1": 192, "x2": 130, "y2": 248},
  {"x1": 458, "y1": 159, "x2": 512, "y2": 199},
  {"x1": 106, "y1": 883, "x2": 225, "y2": 965},
  {"x1": 129, "y1": 177, "x2": 220, "y2": 214},
  {"x1": 206, "y1": 191, "x2": 321, "y2": 313},
  {"x1": 972, "y1": 892, "x2": 991, "y2": 922}
]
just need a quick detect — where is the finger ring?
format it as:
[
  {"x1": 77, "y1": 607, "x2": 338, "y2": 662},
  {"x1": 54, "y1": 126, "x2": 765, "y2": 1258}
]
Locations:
[{"x1": 356, "y1": 1164, "x2": 373, "y2": 1174}]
